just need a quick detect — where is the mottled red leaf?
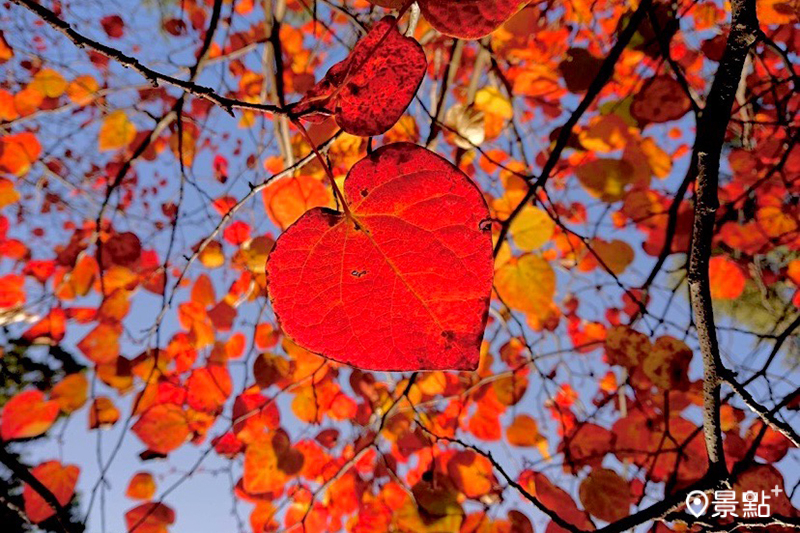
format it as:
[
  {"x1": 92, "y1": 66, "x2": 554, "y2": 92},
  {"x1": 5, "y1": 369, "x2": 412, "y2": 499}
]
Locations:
[
  {"x1": 293, "y1": 17, "x2": 426, "y2": 136},
  {"x1": 418, "y1": 0, "x2": 524, "y2": 39},
  {"x1": 266, "y1": 143, "x2": 493, "y2": 371},
  {"x1": 631, "y1": 75, "x2": 691, "y2": 124}
]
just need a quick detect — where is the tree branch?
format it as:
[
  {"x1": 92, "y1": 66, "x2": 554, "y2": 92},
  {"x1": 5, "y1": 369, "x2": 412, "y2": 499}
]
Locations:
[
  {"x1": 0, "y1": 446, "x2": 77, "y2": 533},
  {"x1": 493, "y1": 0, "x2": 653, "y2": 256},
  {"x1": 723, "y1": 373, "x2": 800, "y2": 447},
  {"x1": 686, "y1": 0, "x2": 759, "y2": 475},
  {"x1": 10, "y1": 0, "x2": 285, "y2": 117}
]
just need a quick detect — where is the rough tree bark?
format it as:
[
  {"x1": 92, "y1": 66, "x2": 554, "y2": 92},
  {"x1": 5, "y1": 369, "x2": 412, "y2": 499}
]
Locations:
[{"x1": 686, "y1": 0, "x2": 759, "y2": 476}]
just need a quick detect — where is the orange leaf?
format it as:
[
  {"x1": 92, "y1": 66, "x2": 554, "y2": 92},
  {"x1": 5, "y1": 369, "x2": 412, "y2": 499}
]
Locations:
[
  {"x1": 23, "y1": 461, "x2": 79, "y2": 523},
  {"x1": 642, "y1": 336, "x2": 693, "y2": 390},
  {"x1": 507, "y1": 414, "x2": 548, "y2": 454},
  {"x1": 446, "y1": 450, "x2": 496, "y2": 499},
  {"x1": 186, "y1": 366, "x2": 232, "y2": 413},
  {"x1": 708, "y1": 256, "x2": 746, "y2": 300},
  {"x1": 77, "y1": 323, "x2": 121, "y2": 364},
  {"x1": 0, "y1": 178, "x2": 20, "y2": 208},
  {"x1": 31, "y1": 68, "x2": 67, "y2": 98},
  {"x1": 0, "y1": 30, "x2": 12, "y2": 63},
  {"x1": 125, "y1": 502, "x2": 175, "y2": 533},
  {"x1": 99, "y1": 110, "x2": 136, "y2": 152},
  {"x1": 67, "y1": 75, "x2": 99, "y2": 105},
  {"x1": 243, "y1": 434, "x2": 288, "y2": 495},
  {"x1": 49, "y1": 373, "x2": 88, "y2": 414},
  {"x1": 89, "y1": 396, "x2": 121, "y2": 429},
  {"x1": 0, "y1": 273, "x2": 25, "y2": 309},
  {"x1": 126, "y1": 472, "x2": 156, "y2": 501},
  {"x1": 262, "y1": 175, "x2": 333, "y2": 229},
  {"x1": 191, "y1": 274, "x2": 216, "y2": 307},
  {"x1": 1, "y1": 390, "x2": 59, "y2": 440},
  {"x1": 0, "y1": 132, "x2": 41, "y2": 176},
  {"x1": 132, "y1": 403, "x2": 190, "y2": 454}
]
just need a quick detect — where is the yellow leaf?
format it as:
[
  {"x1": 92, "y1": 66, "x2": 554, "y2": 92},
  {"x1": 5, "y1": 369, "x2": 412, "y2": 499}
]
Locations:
[
  {"x1": 495, "y1": 254, "x2": 556, "y2": 315},
  {"x1": 31, "y1": 68, "x2": 67, "y2": 98},
  {"x1": 639, "y1": 137, "x2": 671, "y2": 178},
  {"x1": 99, "y1": 110, "x2": 136, "y2": 152},
  {"x1": 199, "y1": 240, "x2": 225, "y2": 269},
  {"x1": 575, "y1": 158, "x2": 635, "y2": 202},
  {"x1": 579, "y1": 114, "x2": 633, "y2": 153},
  {"x1": 642, "y1": 336, "x2": 693, "y2": 390},
  {"x1": 474, "y1": 86, "x2": 513, "y2": 119},
  {"x1": 50, "y1": 374, "x2": 88, "y2": 414},
  {"x1": 509, "y1": 205, "x2": 554, "y2": 251},
  {"x1": 234, "y1": 235, "x2": 274, "y2": 274}
]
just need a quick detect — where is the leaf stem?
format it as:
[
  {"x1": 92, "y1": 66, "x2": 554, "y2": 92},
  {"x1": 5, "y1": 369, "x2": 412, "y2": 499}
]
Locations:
[{"x1": 291, "y1": 118, "x2": 353, "y2": 219}]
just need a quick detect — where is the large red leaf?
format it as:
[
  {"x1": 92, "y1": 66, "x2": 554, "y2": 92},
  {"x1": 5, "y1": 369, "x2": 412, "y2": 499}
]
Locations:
[
  {"x1": 418, "y1": 0, "x2": 524, "y2": 39},
  {"x1": 293, "y1": 17, "x2": 426, "y2": 137},
  {"x1": 266, "y1": 143, "x2": 493, "y2": 371}
]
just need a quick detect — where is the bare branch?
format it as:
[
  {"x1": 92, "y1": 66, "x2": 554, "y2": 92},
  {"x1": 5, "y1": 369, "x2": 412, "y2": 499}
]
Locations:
[{"x1": 686, "y1": 0, "x2": 759, "y2": 474}]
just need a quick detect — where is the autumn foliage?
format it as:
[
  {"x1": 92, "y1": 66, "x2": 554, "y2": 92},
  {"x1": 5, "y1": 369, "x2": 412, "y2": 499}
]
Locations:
[{"x1": 0, "y1": 0, "x2": 799, "y2": 532}]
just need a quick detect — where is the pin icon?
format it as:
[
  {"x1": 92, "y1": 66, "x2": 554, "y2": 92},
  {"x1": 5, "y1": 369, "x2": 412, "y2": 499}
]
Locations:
[{"x1": 685, "y1": 490, "x2": 709, "y2": 518}]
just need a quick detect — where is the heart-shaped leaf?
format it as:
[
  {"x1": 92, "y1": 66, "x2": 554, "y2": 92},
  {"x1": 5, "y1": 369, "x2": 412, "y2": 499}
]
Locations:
[
  {"x1": 293, "y1": 17, "x2": 426, "y2": 137},
  {"x1": 266, "y1": 143, "x2": 493, "y2": 371},
  {"x1": 419, "y1": 0, "x2": 524, "y2": 39},
  {"x1": 23, "y1": 461, "x2": 79, "y2": 523}
]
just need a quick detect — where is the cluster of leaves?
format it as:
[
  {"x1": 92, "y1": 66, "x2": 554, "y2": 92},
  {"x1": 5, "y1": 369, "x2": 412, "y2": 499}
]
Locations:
[{"x1": 0, "y1": 0, "x2": 799, "y2": 532}]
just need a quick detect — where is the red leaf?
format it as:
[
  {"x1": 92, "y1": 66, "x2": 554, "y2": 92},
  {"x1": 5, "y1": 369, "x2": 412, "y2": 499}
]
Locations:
[
  {"x1": 22, "y1": 307, "x2": 66, "y2": 343},
  {"x1": 212, "y1": 195, "x2": 237, "y2": 216},
  {"x1": 101, "y1": 231, "x2": 142, "y2": 268},
  {"x1": 519, "y1": 470, "x2": 593, "y2": 533},
  {"x1": 0, "y1": 273, "x2": 25, "y2": 308},
  {"x1": 418, "y1": 0, "x2": 524, "y2": 39},
  {"x1": 267, "y1": 143, "x2": 493, "y2": 371},
  {"x1": 293, "y1": 17, "x2": 426, "y2": 136},
  {"x1": 101, "y1": 15, "x2": 125, "y2": 39},
  {"x1": 163, "y1": 18, "x2": 187, "y2": 36},
  {"x1": 1, "y1": 390, "x2": 59, "y2": 440},
  {"x1": 22, "y1": 461, "x2": 79, "y2": 523},
  {"x1": 631, "y1": 75, "x2": 691, "y2": 124},
  {"x1": 223, "y1": 220, "x2": 251, "y2": 245}
]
